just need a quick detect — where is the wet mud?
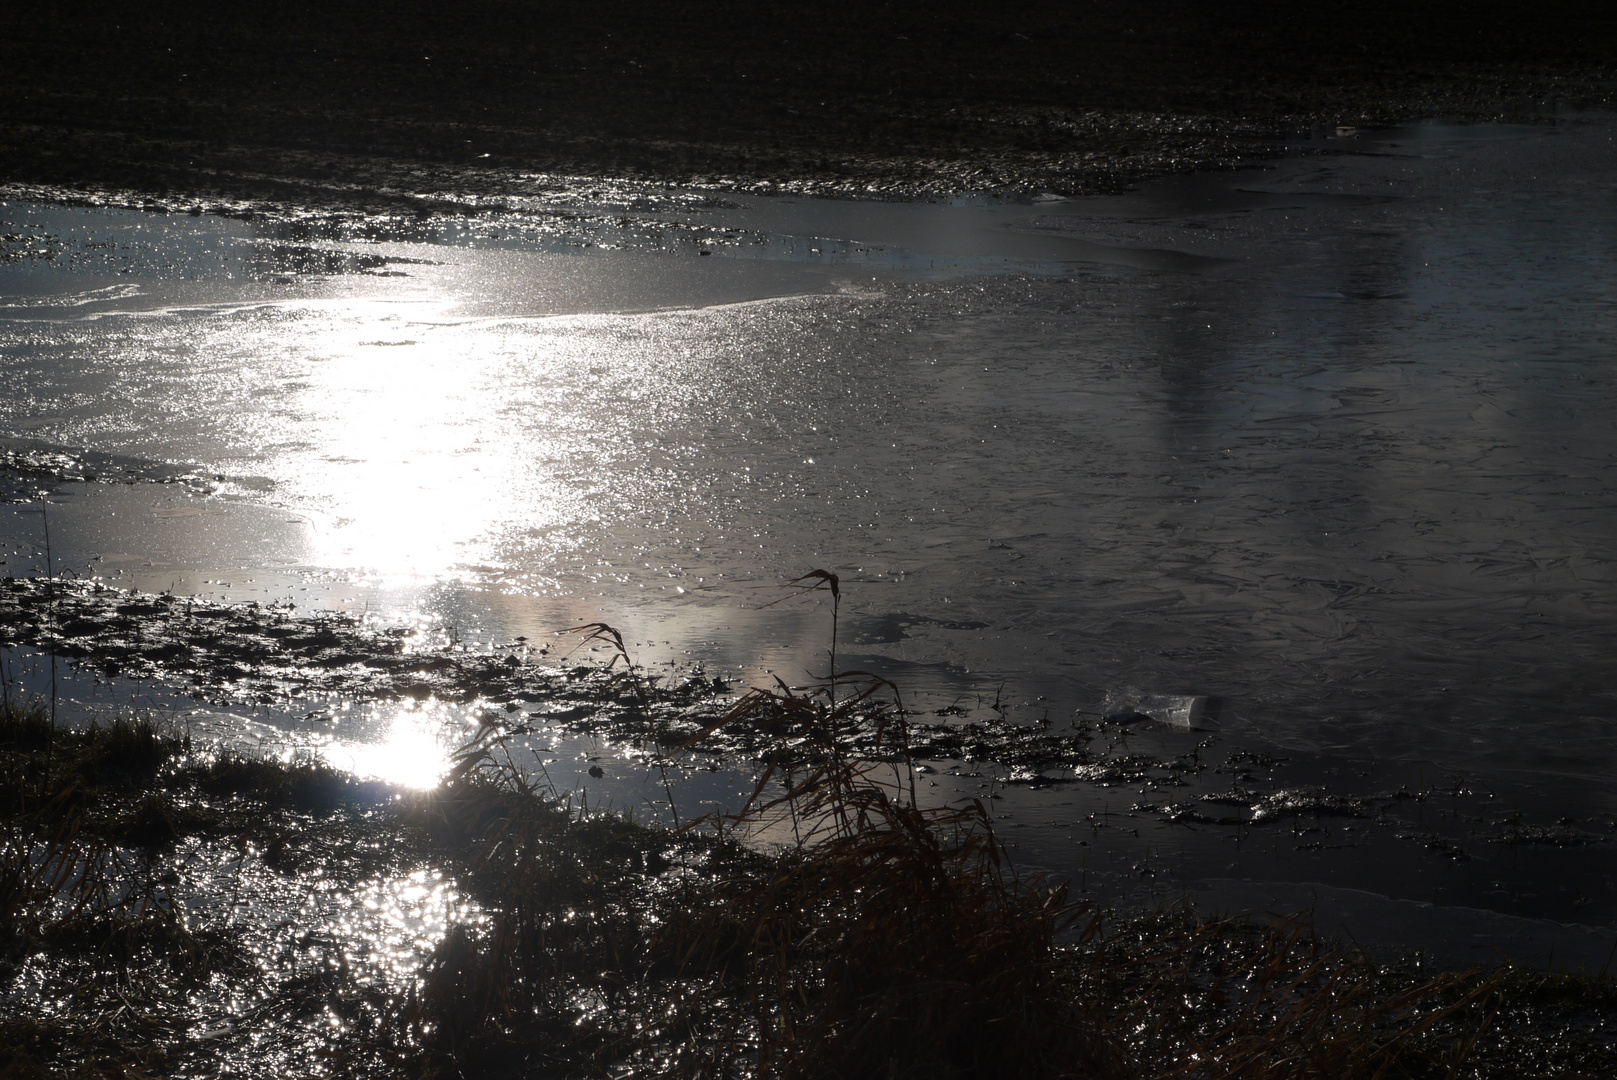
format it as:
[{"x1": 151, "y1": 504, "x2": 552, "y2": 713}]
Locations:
[
  {"x1": 0, "y1": 576, "x2": 728, "y2": 715},
  {"x1": 1, "y1": 444, "x2": 221, "y2": 505},
  {"x1": 4, "y1": 1, "x2": 1615, "y2": 213}
]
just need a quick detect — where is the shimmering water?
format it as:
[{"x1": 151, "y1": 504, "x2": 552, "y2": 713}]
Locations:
[{"x1": 3, "y1": 120, "x2": 1615, "y2": 963}]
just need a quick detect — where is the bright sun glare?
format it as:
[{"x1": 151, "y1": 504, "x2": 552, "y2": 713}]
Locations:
[
  {"x1": 303, "y1": 314, "x2": 498, "y2": 582},
  {"x1": 327, "y1": 703, "x2": 451, "y2": 789}
]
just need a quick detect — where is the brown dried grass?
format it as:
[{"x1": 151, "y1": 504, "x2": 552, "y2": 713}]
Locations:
[{"x1": 654, "y1": 572, "x2": 1120, "y2": 1079}]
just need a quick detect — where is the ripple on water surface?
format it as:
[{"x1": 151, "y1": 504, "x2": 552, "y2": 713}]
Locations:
[{"x1": 2, "y1": 121, "x2": 1617, "y2": 960}]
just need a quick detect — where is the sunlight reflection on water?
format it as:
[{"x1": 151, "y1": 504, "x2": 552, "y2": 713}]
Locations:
[
  {"x1": 345, "y1": 869, "x2": 471, "y2": 983},
  {"x1": 4, "y1": 120, "x2": 1617, "y2": 955},
  {"x1": 5, "y1": 123, "x2": 1617, "y2": 775},
  {"x1": 320, "y1": 699, "x2": 458, "y2": 788},
  {"x1": 203, "y1": 863, "x2": 482, "y2": 1073}
]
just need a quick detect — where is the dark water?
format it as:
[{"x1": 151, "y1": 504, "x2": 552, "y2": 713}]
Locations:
[{"x1": 3, "y1": 120, "x2": 1615, "y2": 965}]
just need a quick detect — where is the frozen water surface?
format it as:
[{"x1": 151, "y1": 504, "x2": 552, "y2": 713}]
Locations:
[{"x1": 3, "y1": 120, "x2": 1616, "y2": 963}]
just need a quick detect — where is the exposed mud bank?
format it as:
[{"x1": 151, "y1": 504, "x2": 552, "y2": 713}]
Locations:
[
  {"x1": 4, "y1": 1, "x2": 1615, "y2": 212},
  {"x1": 5, "y1": 575, "x2": 1614, "y2": 864},
  {"x1": 0, "y1": 114, "x2": 1291, "y2": 216},
  {"x1": 0, "y1": 445, "x2": 221, "y2": 506},
  {"x1": 0, "y1": 575, "x2": 724, "y2": 713}
]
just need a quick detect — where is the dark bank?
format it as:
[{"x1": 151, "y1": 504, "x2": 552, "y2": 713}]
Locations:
[{"x1": 4, "y1": 1, "x2": 1616, "y2": 207}]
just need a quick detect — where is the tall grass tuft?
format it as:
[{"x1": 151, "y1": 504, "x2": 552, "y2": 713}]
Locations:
[
  {"x1": 659, "y1": 571, "x2": 1118, "y2": 1079},
  {"x1": 673, "y1": 786, "x2": 1113, "y2": 1078}
]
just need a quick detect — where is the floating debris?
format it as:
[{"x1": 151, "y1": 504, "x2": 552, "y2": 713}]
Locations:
[{"x1": 1102, "y1": 686, "x2": 1221, "y2": 731}]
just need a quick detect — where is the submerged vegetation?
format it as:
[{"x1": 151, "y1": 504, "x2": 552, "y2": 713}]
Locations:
[{"x1": 3, "y1": 623, "x2": 1615, "y2": 1077}]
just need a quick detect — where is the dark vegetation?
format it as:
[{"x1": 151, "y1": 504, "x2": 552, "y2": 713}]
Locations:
[
  {"x1": 4, "y1": 664, "x2": 1616, "y2": 1076},
  {"x1": 3, "y1": 1, "x2": 1616, "y2": 208},
  {"x1": 5, "y1": 573, "x2": 1616, "y2": 899}
]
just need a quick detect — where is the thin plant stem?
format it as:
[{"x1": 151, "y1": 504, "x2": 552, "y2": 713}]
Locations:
[{"x1": 41, "y1": 494, "x2": 57, "y2": 731}]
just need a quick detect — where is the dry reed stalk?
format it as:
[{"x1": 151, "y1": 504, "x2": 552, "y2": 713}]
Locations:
[
  {"x1": 649, "y1": 573, "x2": 1511, "y2": 1079},
  {"x1": 654, "y1": 573, "x2": 1116, "y2": 1079}
]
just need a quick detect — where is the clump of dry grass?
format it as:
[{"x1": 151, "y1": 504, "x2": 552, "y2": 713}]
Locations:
[
  {"x1": 643, "y1": 571, "x2": 1516, "y2": 1080},
  {"x1": 671, "y1": 780, "x2": 1113, "y2": 1079},
  {"x1": 648, "y1": 571, "x2": 1120, "y2": 1079}
]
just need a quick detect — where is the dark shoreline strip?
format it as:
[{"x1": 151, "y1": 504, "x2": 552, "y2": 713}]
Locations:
[{"x1": 4, "y1": 1, "x2": 1615, "y2": 209}]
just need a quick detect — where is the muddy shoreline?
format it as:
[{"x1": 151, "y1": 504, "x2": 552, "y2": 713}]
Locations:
[
  {"x1": 5, "y1": 575, "x2": 1611, "y2": 873},
  {"x1": 4, "y1": 1, "x2": 1616, "y2": 211}
]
